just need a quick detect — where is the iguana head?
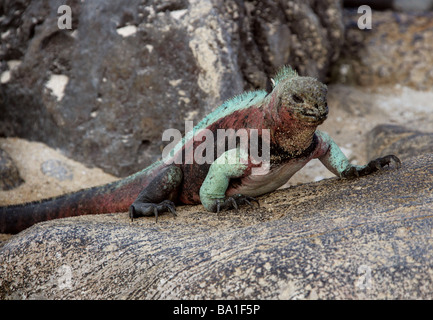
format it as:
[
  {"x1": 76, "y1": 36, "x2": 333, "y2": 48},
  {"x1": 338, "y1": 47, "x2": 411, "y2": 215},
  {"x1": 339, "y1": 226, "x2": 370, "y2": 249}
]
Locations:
[{"x1": 271, "y1": 66, "x2": 328, "y2": 125}]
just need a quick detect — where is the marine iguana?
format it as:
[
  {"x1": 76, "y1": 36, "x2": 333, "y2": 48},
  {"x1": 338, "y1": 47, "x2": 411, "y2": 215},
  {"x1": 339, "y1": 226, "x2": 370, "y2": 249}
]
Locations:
[{"x1": 0, "y1": 66, "x2": 400, "y2": 234}]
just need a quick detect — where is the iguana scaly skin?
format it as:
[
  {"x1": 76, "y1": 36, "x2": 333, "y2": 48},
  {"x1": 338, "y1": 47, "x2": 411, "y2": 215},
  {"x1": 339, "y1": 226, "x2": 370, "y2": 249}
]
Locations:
[{"x1": 0, "y1": 66, "x2": 400, "y2": 234}]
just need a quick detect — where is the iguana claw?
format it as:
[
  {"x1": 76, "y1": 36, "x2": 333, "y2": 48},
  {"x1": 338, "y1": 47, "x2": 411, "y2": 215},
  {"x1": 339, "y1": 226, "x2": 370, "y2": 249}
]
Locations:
[
  {"x1": 129, "y1": 200, "x2": 177, "y2": 223},
  {"x1": 214, "y1": 194, "x2": 260, "y2": 213},
  {"x1": 342, "y1": 154, "x2": 401, "y2": 179}
]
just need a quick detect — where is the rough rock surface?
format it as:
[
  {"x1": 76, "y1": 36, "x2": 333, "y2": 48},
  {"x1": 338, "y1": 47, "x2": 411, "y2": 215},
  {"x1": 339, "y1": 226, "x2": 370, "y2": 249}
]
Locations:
[
  {"x1": 0, "y1": 154, "x2": 431, "y2": 299},
  {"x1": 0, "y1": 0, "x2": 343, "y2": 177},
  {"x1": 367, "y1": 124, "x2": 433, "y2": 161},
  {"x1": 0, "y1": 148, "x2": 24, "y2": 191},
  {"x1": 333, "y1": 9, "x2": 433, "y2": 90}
]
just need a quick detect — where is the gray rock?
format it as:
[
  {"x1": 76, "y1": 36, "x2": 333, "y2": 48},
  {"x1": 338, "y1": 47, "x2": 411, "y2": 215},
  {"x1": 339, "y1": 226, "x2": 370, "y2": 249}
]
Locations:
[
  {"x1": 245, "y1": 0, "x2": 344, "y2": 79},
  {"x1": 0, "y1": 0, "x2": 344, "y2": 177},
  {"x1": 394, "y1": 0, "x2": 433, "y2": 12},
  {"x1": 0, "y1": 148, "x2": 24, "y2": 191},
  {"x1": 0, "y1": 153, "x2": 431, "y2": 299},
  {"x1": 367, "y1": 124, "x2": 433, "y2": 161},
  {"x1": 40, "y1": 159, "x2": 73, "y2": 181},
  {"x1": 332, "y1": 10, "x2": 433, "y2": 90}
]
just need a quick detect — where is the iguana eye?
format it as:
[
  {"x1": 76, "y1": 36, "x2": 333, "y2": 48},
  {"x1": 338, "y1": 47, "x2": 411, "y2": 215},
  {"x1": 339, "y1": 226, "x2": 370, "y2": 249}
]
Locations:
[{"x1": 292, "y1": 94, "x2": 304, "y2": 103}]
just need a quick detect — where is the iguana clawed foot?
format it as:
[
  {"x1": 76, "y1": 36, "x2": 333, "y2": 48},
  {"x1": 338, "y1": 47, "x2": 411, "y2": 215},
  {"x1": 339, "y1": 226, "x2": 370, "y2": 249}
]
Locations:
[
  {"x1": 342, "y1": 155, "x2": 401, "y2": 179},
  {"x1": 129, "y1": 200, "x2": 177, "y2": 222},
  {"x1": 213, "y1": 194, "x2": 260, "y2": 213}
]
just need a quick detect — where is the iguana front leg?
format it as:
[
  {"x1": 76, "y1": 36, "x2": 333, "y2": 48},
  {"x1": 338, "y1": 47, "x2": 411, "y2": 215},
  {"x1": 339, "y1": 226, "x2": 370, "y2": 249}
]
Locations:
[
  {"x1": 129, "y1": 165, "x2": 182, "y2": 222},
  {"x1": 316, "y1": 131, "x2": 401, "y2": 178},
  {"x1": 199, "y1": 147, "x2": 258, "y2": 212}
]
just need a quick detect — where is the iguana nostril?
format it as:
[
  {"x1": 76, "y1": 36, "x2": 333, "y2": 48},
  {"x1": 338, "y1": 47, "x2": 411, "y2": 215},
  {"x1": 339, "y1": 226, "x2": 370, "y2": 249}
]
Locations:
[{"x1": 292, "y1": 94, "x2": 304, "y2": 103}]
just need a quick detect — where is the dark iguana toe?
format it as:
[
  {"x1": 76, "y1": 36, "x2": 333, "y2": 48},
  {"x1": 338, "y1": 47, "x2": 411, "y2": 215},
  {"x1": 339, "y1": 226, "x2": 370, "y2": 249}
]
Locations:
[
  {"x1": 213, "y1": 194, "x2": 260, "y2": 213},
  {"x1": 129, "y1": 200, "x2": 177, "y2": 222}
]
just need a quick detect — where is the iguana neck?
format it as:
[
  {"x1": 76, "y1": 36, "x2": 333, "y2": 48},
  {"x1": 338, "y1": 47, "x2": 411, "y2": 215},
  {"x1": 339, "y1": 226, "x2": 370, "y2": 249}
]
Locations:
[
  {"x1": 273, "y1": 124, "x2": 317, "y2": 156},
  {"x1": 263, "y1": 94, "x2": 319, "y2": 157}
]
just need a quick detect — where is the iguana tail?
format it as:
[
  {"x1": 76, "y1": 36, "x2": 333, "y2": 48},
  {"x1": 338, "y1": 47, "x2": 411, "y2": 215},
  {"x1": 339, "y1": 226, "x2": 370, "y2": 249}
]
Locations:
[{"x1": 0, "y1": 162, "x2": 163, "y2": 234}]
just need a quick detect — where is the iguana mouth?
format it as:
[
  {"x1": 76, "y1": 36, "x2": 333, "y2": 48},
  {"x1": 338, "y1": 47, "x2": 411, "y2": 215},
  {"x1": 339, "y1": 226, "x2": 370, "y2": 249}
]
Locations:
[{"x1": 295, "y1": 104, "x2": 328, "y2": 123}]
